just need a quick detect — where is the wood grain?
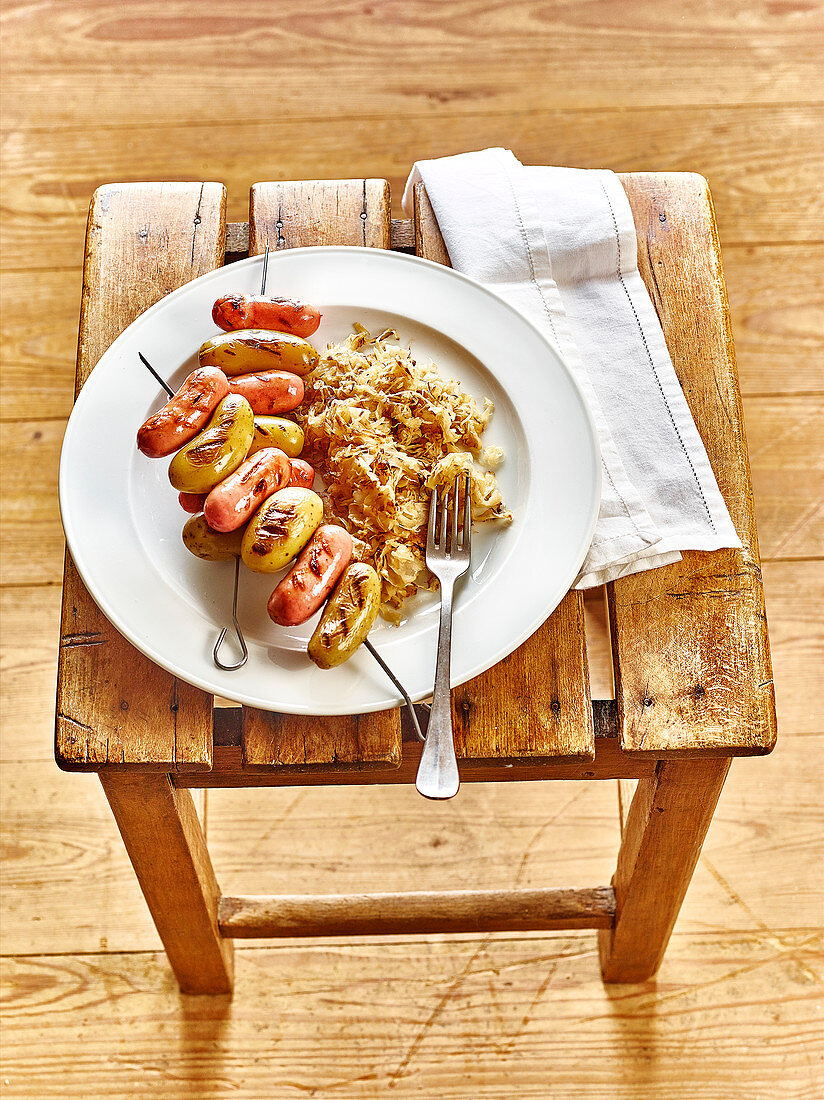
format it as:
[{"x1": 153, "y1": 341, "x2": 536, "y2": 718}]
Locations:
[
  {"x1": 0, "y1": 420, "x2": 63, "y2": 586},
  {"x1": 100, "y1": 771, "x2": 233, "y2": 993},
  {"x1": 242, "y1": 179, "x2": 400, "y2": 771},
  {"x1": 724, "y1": 244, "x2": 824, "y2": 395},
  {"x1": 0, "y1": 0, "x2": 820, "y2": 1081},
  {"x1": 3, "y1": 399, "x2": 821, "y2": 585},
  {"x1": 186, "y1": 734, "x2": 654, "y2": 787},
  {"x1": 32, "y1": 553, "x2": 824, "y2": 770},
  {"x1": 608, "y1": 174, "x2": 776, "y2": 757},
  {"x1": 746, "y1": 396, "x2": 824, "y2": 560},
  {"x1": 4, "y1": 724, "x2": 824, "y2": 956},
  {"x1": 54, "y1": 183, "x2": 223, "y2": 772},
  {"x1": 4, "y1": 1, "x2": 824, "y2": 131},
  {"x1": 2, "y1": 241, "x2": 821, "y2": 425},
  {"x1": 2, "y1": 936, "x2": 821, "y2": 1097},
  {"x1": 219, "y1": 887, "x2": 615, "y2": 938},
  {"x1": 249, "y1": 178, "x2": 391, "y2": 252},
  {"x1": 599, "y1": 757, "x2": 730, "y2": 981},
  {"x1": 414, "y1": 181, "x2": 594, "y2": 763},
  {"x1": 5, "y1": 108, "x2": 823, "y2": 276}
]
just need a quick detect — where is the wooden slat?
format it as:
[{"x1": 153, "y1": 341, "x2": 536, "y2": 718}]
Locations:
[
  {"x1": 746, "y1": 396, "x2": 824, "y2": 560},
  {"x1": 179, "y1": 732, "x2": 655, "y2": 788},
  {"x1": 414, "y1": 181, "x2": 594, "y2": 763},
  {"x1": 249, "y1": 178, "x2": 390, "y2": 253},
  {"x1": 607, "y1": 173, "x2": 777, "y2": 757},
  {"x1": 6, "y1": 722, "x2": 824, "y2": 956},
  {"x1": 724, "y1": 243, "x2": 824, "y2": 395},
  {"x1": 218, "y1": 886, "x2": 615, "y2": 938},
  {"x1": 3, "y1": 240, "x2": 821, "y2": 425},
  {"x1": 242, "y1": 179, "x2": 400, "y2": 770},
  {"x1": 4, "y1": 396, "x2": 819, "y2": 587},
  {"x1": 55, "y1": 183, "x2": 224, "y2": 772}
]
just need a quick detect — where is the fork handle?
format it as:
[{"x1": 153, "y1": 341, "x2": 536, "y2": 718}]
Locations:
[{"x1": 416, "y1": 577, "x2": 460, "y2": 800}]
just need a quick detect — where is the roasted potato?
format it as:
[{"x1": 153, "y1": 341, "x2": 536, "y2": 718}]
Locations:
[
  {"x1": 198, "y1": 330, "x2": 319, "y2": 377},
  {"x1": 240, "y1": 487, "x2": 323, "y2": 573},
  {"x1": 307, "y1": 562, "x2": 381, "y2": 669},
  {"x1": 182, "y1": 514, "x2": 244, "y2": 561},
  {"x1": 247, "y1": 416, "x2": 305, "y2": 459},
  {"x1": 168, "y1": 394, "x2": 254, "y2": 494}
]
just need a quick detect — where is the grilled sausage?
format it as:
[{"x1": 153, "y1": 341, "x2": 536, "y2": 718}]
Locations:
[
  {"x1": 212, "y1": 293, "x2": 321, "y2": 338},
  {"x1": 267, "y1": 525, "x2": 353, "y2": 626},
  {"x1": 227, "y1": 370, "x2": 304, "y2": 415},
  {"x1": 137, "y1": 366, "x2": 229, "y2": 457},
  {"x1": 179, "y1": 492, "x2": 207, "y2": 514},
  {"x1": 203, "y1": 447, "x2": 291, "y2": 532},
  {"x1": 288, "y1": 458, "x2": 316, "y2": 489}
]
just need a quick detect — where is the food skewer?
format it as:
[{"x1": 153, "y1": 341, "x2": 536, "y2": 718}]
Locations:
[
  {"x1": 137, "y1": 349, "x2": 250, "y2": 671},
  {"x1": 137, "y1": 249, "x2": 429, "y2": 733}
]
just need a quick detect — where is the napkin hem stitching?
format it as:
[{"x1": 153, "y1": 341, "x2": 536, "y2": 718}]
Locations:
[{"x1": 601, "y1": 180, "x2": 716, "y2": 534}]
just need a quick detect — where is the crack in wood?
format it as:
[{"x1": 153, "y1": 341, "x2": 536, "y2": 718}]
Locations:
[
  {"x1": 61, "y1": 631, "x2": 106, "y2": 648},
  {"x1": 190, "y1": 182, "x2": 205, "y2": 266}
]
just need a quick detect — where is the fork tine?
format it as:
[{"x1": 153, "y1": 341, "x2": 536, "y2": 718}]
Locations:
[
  {"x1": 451, "y1": 474, "x2": 461, "y2": 552},
  {"x1": 462, "y1": 473, "x2": 471, "y2": 549},
  {"x1": 427, "y1": 487, "x2": 438, "y2": 549},
  {"x1": 440, "y1": 482, "x2": 450, "y2": 553}
]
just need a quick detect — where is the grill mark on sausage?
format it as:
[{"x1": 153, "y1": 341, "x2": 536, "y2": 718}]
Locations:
[{"x1": 308, "y1": 545, "x2": 323, "y2": 577}]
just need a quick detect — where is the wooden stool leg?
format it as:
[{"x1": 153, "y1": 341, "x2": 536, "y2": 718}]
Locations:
[
  {"x1": 599, "y1": 757, "x2": 731, "y2": 982},
  {"x1": 100, "y1": 772, "x2": 233, "y2": 994}
]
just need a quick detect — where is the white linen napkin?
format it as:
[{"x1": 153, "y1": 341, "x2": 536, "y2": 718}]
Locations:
[{"x1": 402, "y1": 149, "x2": 740, "y2": 587}]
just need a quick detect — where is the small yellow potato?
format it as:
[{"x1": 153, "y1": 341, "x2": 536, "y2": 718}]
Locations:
[
  {"x1": 241, "y1": 487, "x2": 323, "y2": 574},
  {"x1": 182, "y1": 514, "x2": 244, "y2": 561},
  {"x1": 197, "y1": 330, "x2": 319, "y2": 377},
  {"x1": 247, "y1": 416, "x2": 305, "y2": 459},
  {"x1": 168, "y1": 394, "x2": 254, "y2": 494},
  {"x1": 308, "y1": 563, "x2": 381, "y2": 669}
]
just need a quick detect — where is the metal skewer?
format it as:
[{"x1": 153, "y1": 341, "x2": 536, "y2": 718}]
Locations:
[
  {"x1": 138, "y1": 352, "x2": 173, "y2": 398},
  {"x1": 192, "y1": 246, "x2": 270, "y2": 669},
  {"x1": 364, "y1": 639, "x2": 426, "y2": 742},
  {"x1": 213, "y1": 555, "x2": 248, "y2": 671}
]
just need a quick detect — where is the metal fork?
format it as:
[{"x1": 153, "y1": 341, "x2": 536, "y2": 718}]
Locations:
[{"x1": 416, "y1": 473, "x2": 472, "y2": 800}]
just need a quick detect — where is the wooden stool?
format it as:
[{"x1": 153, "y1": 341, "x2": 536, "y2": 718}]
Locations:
[{"x1": 55, "y1": 175, "x2": 776, "y2": 995}]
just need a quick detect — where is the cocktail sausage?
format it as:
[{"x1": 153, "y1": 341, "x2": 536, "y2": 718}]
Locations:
[
  {"x1": 212, "y1": 294, "x2": 321, "y2": 338},
  {"x1": 267, "y1": 525, "x2": 353, "y2": 626},
  {"x1": 203, "y1": 447, "x2": 290, "y2": 532},
  {"x1": 137, "y1": 367, "x2": 229, "y2": 458}
]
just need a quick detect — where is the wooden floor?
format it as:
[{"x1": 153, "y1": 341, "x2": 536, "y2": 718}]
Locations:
[{"x1": 1, "y1": 2, "x2": 823, "y2": 1095}]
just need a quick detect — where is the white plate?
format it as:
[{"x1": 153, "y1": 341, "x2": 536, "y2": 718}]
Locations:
[{"x1": 59, "y1": 247, "x2": 600, "y2": 715}]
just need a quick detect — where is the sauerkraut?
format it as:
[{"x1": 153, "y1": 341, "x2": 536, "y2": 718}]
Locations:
[{"x1": 297, "y1": 327, "x2": 511, "y2": 622}]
